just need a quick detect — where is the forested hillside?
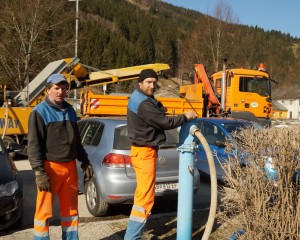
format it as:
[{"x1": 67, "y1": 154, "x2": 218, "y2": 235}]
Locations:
[{"x1": 0, "y1": 0, "x2": 299, "y2": 98}]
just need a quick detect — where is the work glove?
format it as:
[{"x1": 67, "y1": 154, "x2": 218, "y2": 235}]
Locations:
[
  {"x1": 35, "y1": 171, "x2": 50, "y2": 192},
  {"x1": 81, "y1": 163, "x2": 94, "y2": 182}
]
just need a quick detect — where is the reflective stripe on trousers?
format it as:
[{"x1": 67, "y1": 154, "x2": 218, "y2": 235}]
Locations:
[
  {"x1": 124, "y1": 146, "x2": 157, "y2": 240},
  {"x1": 33, "y1": 160, "x2": 79, "y2": 240}
]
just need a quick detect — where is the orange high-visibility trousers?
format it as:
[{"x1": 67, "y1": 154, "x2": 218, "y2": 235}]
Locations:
[
  {"x1": 33, "y1": 160, "x2": 79, "y2": 240},
  {"x1": 129, "y1": 146, "x2": 157, "y2": 222}
]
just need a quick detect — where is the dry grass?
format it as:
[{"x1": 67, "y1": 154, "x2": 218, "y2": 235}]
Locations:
[{"x1": 217, "y1": 126, "x2": 300, "y2": 239}]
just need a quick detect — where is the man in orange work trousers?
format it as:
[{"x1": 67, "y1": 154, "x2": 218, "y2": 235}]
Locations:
[
  {"x1": 124, "y1": 69, "x2": 197, "y2": 239},
  {"x1": 28, "y1": 74, "x2": 94, "y2": 240}
]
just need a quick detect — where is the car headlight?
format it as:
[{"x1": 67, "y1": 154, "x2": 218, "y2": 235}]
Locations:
[
  {"x1": 264, "y1": 156, "x2": 274, "y2": 169},
  {"x1": 264, "y1": 156, "x2": 278, "y2": 182},
  {"x1": 0, "y1": 180, "x2": 19, "y2": 197}
]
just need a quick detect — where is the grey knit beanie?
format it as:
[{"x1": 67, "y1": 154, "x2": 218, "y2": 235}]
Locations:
[{"x1": 138, "y1": 69, "x2": 158, "y2": 82}]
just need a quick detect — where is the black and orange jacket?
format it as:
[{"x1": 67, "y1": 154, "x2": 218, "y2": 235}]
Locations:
[
  {"x1": 127, "y1": 88, "x2": 187, "y2": 148},
  {"x1": 28, "y1": 97, "x2": 89, "y2": 171}
]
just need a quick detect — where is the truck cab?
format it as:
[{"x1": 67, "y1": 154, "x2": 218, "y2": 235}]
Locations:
[{"x1": 211, "y1": 68, "x2": 272, "y2": 126}]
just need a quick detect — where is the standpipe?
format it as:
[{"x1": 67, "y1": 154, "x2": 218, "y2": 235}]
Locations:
[{"x1": 176, "y1": 120, "x2": 217, "y2": 240}]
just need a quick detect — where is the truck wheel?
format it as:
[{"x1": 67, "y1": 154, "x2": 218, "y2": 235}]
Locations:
[
  {"x1": 85, "y1": 177, "x2": 109, "y2": 217},
  {"x1": 3, "y1": 136, "x2": 17, "y2": 159}
]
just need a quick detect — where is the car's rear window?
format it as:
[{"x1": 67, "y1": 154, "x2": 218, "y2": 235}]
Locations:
[
  {"x1": 113, "y1": 126, "x2": 131, "y2": 150},
  {"x1": 160, "y1": 129, "x2": 179, "y2": 149},
  {"x1": 113, "y1": 127, "x2": 179, "y2": 150}
]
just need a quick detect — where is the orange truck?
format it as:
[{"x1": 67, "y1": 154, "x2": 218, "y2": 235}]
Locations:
[{"x1": 81, "y1": 60, "x2": 273, "y2": 127}]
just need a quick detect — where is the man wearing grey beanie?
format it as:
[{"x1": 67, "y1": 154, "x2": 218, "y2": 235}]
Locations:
[{"x1": 124, "y1": 69, "x2": 197, "y2": 239}]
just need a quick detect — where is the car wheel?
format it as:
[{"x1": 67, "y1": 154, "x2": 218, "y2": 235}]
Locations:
[
  {"x1": 85, "y1": 177, "x2": 109, "y2": 217},
  {"x1": 3, "y1": 136, "x2": 17, "y2": 159}
]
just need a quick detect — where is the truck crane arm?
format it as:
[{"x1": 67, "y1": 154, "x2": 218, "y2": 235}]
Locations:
[
  {"x1": 193, "y1": 64, "x2": 220, "y2": 111},
  {"x1": 75, "y1": 63, "x2": 170, "y2": 88},
  {"x1": 13, "y1": 57, "x2": 170, "y2": 107}
]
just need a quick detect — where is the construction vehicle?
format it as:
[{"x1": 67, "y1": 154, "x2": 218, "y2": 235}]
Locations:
[
  {"x1": 0, "y1": 57, "x2": 272, "y2": 157},
  {"x1": 68, "y1": 59, "x2": 273, "y2": 126},
  {"x1": 180, "y1": 60, "x2": 273, "y2": 126},
  {"x1": 0, "y1": 57, "x2": 187, "y2": 156}
]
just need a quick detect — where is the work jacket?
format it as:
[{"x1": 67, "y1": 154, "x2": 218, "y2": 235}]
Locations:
[
  {"x1": 28, "y1": 97, "x2": 89, "y2": 171},
  {"x1": 127, "y1": 88, "x2": 187, "y2": 148}
]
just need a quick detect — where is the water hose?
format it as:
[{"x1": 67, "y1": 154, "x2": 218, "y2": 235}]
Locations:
[{"x1": 190, "y1": 126, "x2": 218, "y2": 240}]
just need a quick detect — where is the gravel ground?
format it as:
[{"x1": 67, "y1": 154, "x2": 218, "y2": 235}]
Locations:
[
  {"x1": 0, "y1": 209, "x2": 230, "y2": 240},
  {"x1": 1, "y1": 158, "x2": 230, "y2": 239}
]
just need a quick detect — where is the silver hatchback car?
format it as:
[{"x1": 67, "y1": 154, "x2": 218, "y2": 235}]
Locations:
[{"x1": 76, "y1": 117, "x2": 200, "y2": 216}]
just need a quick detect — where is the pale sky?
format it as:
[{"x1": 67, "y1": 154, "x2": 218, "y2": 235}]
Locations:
[{"x1": 162, "y1": 0, "x2": 300, "y2": 38}]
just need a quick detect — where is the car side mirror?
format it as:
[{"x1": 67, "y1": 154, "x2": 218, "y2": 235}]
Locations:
[
  {"x1": 215, "y1": 140, "x2": 226, "y2": 148},
  {"x1": 7, "y1": 142, "x2": 22, "y2": 153}
]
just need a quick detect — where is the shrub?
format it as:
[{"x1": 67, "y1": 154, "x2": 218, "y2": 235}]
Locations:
[{"x1": 218, "y1": 126, "x2": 300, "y2": 239}]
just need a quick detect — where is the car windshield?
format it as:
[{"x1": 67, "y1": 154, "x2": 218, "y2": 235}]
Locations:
[
  {"x1": 239, "y1": 76, "x2": 269, "y2": 97},
  {"x1": 80, "y1": 121, "x2": 104, "y2": 146},
  {"x1": 221, "y1": 122, "x2": 255, "y2": 134}
]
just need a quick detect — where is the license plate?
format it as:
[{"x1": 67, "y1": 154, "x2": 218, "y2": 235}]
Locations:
[{"x1": 155, "y1": 182, "x2": 178, "y2": 193}]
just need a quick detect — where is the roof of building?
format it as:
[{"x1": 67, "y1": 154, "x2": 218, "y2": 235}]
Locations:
[
  {"x1": 272, "y1": 85, "x2": 300, "y2": 99},
  {"x1": 272, "y1": 100, "x2": 288, "y2": 111}
]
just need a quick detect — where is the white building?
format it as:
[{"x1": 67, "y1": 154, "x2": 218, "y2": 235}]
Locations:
[{"x1": 276, "y1": 99, "x2": 300, "y2": 120}]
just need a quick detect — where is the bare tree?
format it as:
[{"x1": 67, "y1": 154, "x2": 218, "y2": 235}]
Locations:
[
  {"x1": 180, "y1": 0, "x2": 241, "y2": 73},
  {"x1": 178, "y1": 19, "x2": 210, "y2": 74},
  {"x1": 0, "y1": 0, "x2": 74, "y2": 90},
  {"x1": 204, "y1": 0, "x2": 241, "y2": 71}
]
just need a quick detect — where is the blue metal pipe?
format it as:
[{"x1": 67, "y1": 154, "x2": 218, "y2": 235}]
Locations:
[
  {"x1": 227, "y1": 229, "x2": 244, "y2": 240},
  {"x1": 176, "y1": 120, "x2": 198, "y2": 240}
]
